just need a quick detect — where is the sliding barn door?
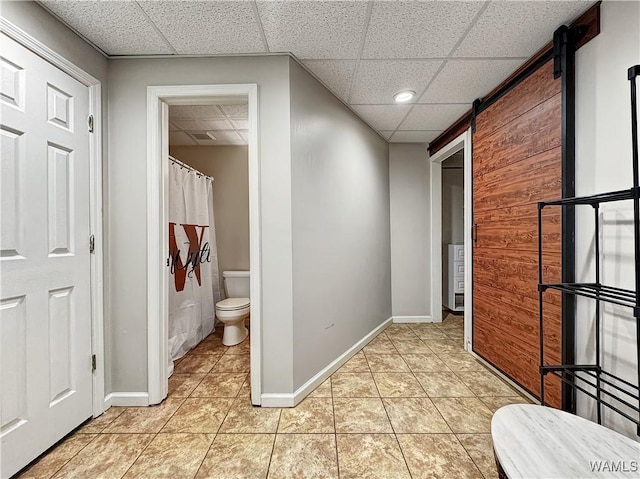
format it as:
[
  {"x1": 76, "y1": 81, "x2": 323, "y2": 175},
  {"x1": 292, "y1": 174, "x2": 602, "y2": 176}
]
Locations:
[{"x1": 472, "y1": 59, "x2": 563, "y2": 407}]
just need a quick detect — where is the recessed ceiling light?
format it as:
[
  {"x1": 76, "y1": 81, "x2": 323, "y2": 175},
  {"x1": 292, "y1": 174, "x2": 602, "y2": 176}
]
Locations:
[{"x1": 394, "y1": 90, "x2": 416, "y2": 103}]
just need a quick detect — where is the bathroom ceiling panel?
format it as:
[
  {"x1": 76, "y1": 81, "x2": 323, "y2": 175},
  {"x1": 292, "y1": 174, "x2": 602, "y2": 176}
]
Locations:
[{"x1": 301, "y1": 60, "x2": 356, "y2": 102}]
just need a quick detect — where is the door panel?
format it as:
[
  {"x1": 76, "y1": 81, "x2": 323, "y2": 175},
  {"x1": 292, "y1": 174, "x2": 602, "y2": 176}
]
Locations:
[
  {"x1": 0, "y1": 35, "x2": 93, "y2": 478},
  {"x1": 472, "y1": 58, "x2": 563, "y2": 406}
]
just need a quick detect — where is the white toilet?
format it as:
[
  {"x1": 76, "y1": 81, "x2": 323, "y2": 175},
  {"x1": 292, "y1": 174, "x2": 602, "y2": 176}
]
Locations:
[{"x1": 215, "y1": 271, "x2": 250, "y2": 346}]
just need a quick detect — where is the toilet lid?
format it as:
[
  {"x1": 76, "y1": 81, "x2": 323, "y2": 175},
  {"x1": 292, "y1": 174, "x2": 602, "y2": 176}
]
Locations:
[{"x1": 216, "y1": 298, "x2": 250, "y2": 311}]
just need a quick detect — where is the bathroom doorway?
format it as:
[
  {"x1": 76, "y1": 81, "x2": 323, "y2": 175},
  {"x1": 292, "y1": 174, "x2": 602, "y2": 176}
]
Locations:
[{"x1": 147, "y1": 85, "x2": 262, "y2": 406}]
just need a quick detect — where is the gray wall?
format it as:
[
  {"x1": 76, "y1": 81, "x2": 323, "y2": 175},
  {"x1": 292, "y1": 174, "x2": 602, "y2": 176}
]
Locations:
[
  {"x1": 289, "y1": 59, "x2": 391, "y2": 389},
  {"x1": 108, "y1": 55, "x2": 293, "y2": 394},
  {"x1": 1, "y1": 1, "x2": 113, "y2": 392},
  {"x1": 442, "y1": 154, "x2": 464, "y2": 246},
  {"x1": 169, "y1": 146, "x2": 250, "y2": 287},
  {"x1": 389, "y1": 144, "x2": 431, "y2": 318},
  {"x1": 575, "y1": 0, "x2": 640, "y2": 439}
]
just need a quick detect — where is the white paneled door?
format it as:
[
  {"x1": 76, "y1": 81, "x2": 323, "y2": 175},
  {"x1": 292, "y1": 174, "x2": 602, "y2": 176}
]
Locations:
[{"x1": 0, "y1": 35, "x2": 93, "y2": 478}]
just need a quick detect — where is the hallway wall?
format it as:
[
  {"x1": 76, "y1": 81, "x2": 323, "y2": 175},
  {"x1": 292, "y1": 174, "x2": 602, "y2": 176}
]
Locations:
[{"x1": 575, "y1": 0, "x2": 640, "y2": 439}]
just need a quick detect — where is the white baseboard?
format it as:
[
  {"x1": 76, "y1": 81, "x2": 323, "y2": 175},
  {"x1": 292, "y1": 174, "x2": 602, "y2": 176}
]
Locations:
[
  {"x1": 392, "y1": 315, "x2": 433, "y2": 323},
  {"x1": 104, "y1": 392, "x2": 150, "y2": 407},
  {"x1": 260, "y1": 317, "x2": 393, "y2": 408}
]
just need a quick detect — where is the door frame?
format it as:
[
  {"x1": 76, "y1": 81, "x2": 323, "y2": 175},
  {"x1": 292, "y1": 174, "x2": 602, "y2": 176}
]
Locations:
[
  {"x1": 429, "y1": 129, "x2": 473, "y2": 349},
  {"x1": 0, "y1": 19, "x2": 105, "y2": 416},
  {"x1": 146, "y1": 84, "x2": 262, "y2": 405}
]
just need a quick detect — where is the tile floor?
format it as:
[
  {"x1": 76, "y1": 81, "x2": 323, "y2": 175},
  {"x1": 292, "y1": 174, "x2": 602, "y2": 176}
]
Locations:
[{"x1": 18, "y1": 314, "x2": 531, "y2": 479}]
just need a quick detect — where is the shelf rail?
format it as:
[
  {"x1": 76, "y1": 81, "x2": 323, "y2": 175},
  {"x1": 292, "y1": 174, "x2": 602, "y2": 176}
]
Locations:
[{"x1": 538, "y1": 65, "x2": 640, "y2": 436}]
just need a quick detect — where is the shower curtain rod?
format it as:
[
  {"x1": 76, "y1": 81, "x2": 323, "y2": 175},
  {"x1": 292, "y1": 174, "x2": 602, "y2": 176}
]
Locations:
[{"x1": 169, "y1": 155, "x2": 214, "y2": 181}]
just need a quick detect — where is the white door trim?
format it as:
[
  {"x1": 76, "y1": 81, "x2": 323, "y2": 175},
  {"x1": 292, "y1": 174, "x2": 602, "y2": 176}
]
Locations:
[
  {"x1": 0, "y1": 18, "x2": 105, "y2": 417},
  {"x1": 147, "y1": 84, "x2": 262, "y2": 405},
  {"x1": 429, "y1": 129, "x2": 473, "y2": 350}
]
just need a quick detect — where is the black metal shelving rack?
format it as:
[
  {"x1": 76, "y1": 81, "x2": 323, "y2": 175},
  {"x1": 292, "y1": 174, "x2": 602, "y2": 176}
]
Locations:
[{"x1": 538, "y1": 65, "x2": 640, "y2": 436}]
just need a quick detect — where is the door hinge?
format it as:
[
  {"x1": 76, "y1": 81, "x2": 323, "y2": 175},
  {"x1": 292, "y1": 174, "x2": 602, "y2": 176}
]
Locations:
[
  {"x1": 91, "y1": 354, "x2": 97, "y2": 371},
  {"x1": 89, "y1": 234, "x2": 95, "y2": 254},
  {"x1": 88, "y1": 114, "x2": 94, "y2": 133}
]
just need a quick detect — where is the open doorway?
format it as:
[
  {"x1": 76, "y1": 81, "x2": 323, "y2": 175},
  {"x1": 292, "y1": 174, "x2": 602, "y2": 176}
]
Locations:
[
  {"x1": 441, "y1": 151, "x2": 465, "y2": 316},
  {"x1": 147, "y1": 85, "x2": 262, "y2": 406},
  {"x1": 166, "y1": 100, "x2": 251, "y2": 380},
  {"x1": 430, "y1": 130, "x2": 472, "y2": 350}
]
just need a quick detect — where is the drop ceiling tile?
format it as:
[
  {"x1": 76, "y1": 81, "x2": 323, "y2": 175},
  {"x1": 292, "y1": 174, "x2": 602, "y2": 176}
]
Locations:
[
  {"x1": 455, "y1": 1, "x2": 593, "y2": 57},
  {"x1": 238, "y1": 130, "x2": 249, "y2": 143},
  {"x1": 137, "y1": 1, "x2": 265, "y2": 54},
  {"x1": 350, "y1": 60, "x2": 442, "y2": 104},
  {"x1": 420, "y1": 59, "x2": 525, "y2": 104},
  {"x1": 390, "y1": 130, "x2": 442, "y2": 144},
  {"x1": 170, "y1": 105, "x2": 225, "y2": 120},
  {"x1": 168, "y1": 121, "x2": 181, "y2": 132},
  {"x1": 230, "y1": 119, "x2": 249, "y2": 130},
  {"x1": 257, "y1": 1, "x2": 369, "y2": 59},
  {"x1": 220, "y1": 104, "x2": 248, "y2": 119},
  {"x1": 171, "y1": 119, "x2": 234, "y2": 131},
  {"x1": 302, "y1": 60, "x2": 356, "y2": 101},
  {"x1": 40, "y1": 1, "x2": 172, "y2": 55},
  {"x1": 350, "y1": 105, "x2": 411, "y2": 131},
  {"x1": 379, "y1": 131, "x2": 395, "y2": 140},
  {"x1": 399, "y1": 104, "x2": 470, "y2": 131},
  {"x1": 209, "y1": 130, "x2": 243, "y2": 142},
  {"x1": 169, "y1": 131, "x2": 196, "y2": 146},
  {"x1": 362, "y1": 1, "x2": 484, "y2": 59}
]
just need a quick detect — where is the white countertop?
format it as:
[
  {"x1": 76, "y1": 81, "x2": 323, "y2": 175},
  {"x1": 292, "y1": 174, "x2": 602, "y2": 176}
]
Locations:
[{"x1": 491, "y1": 404, "x2": 640, "y2": 478}]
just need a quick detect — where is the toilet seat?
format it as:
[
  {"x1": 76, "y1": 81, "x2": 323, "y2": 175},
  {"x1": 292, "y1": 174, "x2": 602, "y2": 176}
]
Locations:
[{"x1": 216, "y1": 298, "x2": 250, "y2": 311}]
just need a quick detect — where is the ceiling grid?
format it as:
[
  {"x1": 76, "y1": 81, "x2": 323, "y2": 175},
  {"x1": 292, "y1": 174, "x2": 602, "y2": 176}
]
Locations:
[{"x1": 39, "y1": 0, "x2": 595, "y2": 144}]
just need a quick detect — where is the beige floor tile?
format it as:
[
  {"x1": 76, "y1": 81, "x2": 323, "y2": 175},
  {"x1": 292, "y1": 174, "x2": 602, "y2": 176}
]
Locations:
[
  {"x1": 457, "y1": 370, "x2": 517, "y2": 397},
  {"x1": 238, "y1": 377, "x2": 251, "y2": 397},
  {"x1": 196, "y1": 434, "x2": 275, "y2": 479},
  {"x1": 432, "y1": 397, "x2": 494, "y2": 433},
  {"x1": 409, "y1": 324, "x2": 448, "y2": 340},
  {"x1": 219, "y1": 397, "x2": 281, "y2": 433},
  {"x1": 415, "y1": 372, "x2": 476, "y2": 397},
  {"x1": 77, "y1": 407, "x2": 125, "y2": 433},
  {"x1": 333, "y1": 397, "x2": 392, "y2": 433},
  {"x1": 168, "y1": 374, "x2": 205, "y2": 398},
  {"x1": 162, "y1": 397, "x2": 234, "y2": 433},
  {"x1": 103, "y1": 396, "x2": 185, "y2": 433},
  {"x1": 382, "y1": 397, "x2": 451, "y2": 433},
  {"x1": 363, "y1": 336, "x2": 397, "y2": 354},
  {"x1": 268, "y1": 434, "x2": 338, "y2": 479},
  {"x1": 390, "y1": 338, "x2": 434, "y2": 354},
  {"x1": 424, "y1": 339, "x2": 465, "y2": 354},
  {"x1": 51, "y1": 434, "x2": 153, "y2": 479},
  {"x1": 123, "y1": 433, "x2": 213, "y2": 478},
  {"x1": 225, "y1": 338, "x2": 251, "y2": 354},
  {"x1": 458, "y1": 434, "x2": 498, "y2": 479},
  {"x1": 331, "y1": 372, "x2": 379, "y2": 397},
  {"x1": 190, "y1": 373, "x2": 247, "y2": 397},
  {"x1": 19, "y1": 433, "x2": 97, "y2": 479},
  {"x1": 338, "y1": 351, "x2": 370, "y2": 373},
  {"x1": 278, "y1": 398, "x2": 334, "y2": 433},
  {"x1": 384, "y1": 328, "x2": 419, "y2": 341},
  {"x1": 308, "y1": 379, "x2": 332, "y2": 398},
  {"x1": 401, "y1": 353, "x2": 450, "y2": 373},
  {"x1": 479, "y1": 396, "x2": 530, "y2": 413},
  {"x1": 438, "y1": 354, "x2": 485, "y2": 372},
  {"x1": 337, "y1": 434, "x2": 411, "y2": 479},
  {"x1": 373, "y1": 373, "x2": 426, "y2": 397},
  {"x1": 442, "y1": 329, "x2": 465, "y2": 339},
  {"x1": 191, "y1": 339, "x2": 227, "y2": 355},
  {"x1": 175, "y1": 354, "x2": 221, "y2": 374},
  {"x1": 397, "y1": 433, "x2": 483, "y2": 479},
  {"x1": 211, "y1": 353, "x2": 250, "y2": 372},
  {"x1": 365, "y1": 353, "x2": 410, "y2": 372}
]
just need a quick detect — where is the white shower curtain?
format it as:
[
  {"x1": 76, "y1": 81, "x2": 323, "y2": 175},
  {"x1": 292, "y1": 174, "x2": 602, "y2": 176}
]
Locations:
[{"x1": 168, "y1": 159, "x2": 221, "y2": 375}]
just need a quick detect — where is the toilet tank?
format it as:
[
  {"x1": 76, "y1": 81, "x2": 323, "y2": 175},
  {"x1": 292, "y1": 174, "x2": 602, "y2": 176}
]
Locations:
[{"x1": 223, "y1": 271, "x2": 250, "y2": 298}]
